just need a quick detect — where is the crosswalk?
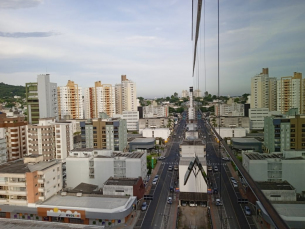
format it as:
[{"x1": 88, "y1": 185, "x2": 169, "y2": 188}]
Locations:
[{"x1": 161, "y1": 162, "x2": 179, "y2": 165}]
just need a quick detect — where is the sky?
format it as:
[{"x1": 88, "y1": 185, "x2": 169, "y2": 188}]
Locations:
[{"x1": 0, "y1": 0, "x2": 304, "y2": 98}]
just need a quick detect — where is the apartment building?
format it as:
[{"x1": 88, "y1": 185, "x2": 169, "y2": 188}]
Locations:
[
  {"x1": 0, "y1": 155, "x2": 62, "y2": 206},
  {"x1": 81, "y1": 118, "x2": 127, "y2": 151},
  {"x1": 214, "y1": 103, "x2": 244, "y2": 116},
  {"x1": 115, "y1": 75, "x2": 137, "y2": 114},
  {"x1": 26, "y1": 118, "x2": 73, "y2": 161},
  {"x1": 139, "y1": 117, "x2": 169, "y2": 131},
  {"x1": 249, "y1": 108, "x2": 281, "y2": 130},
  {"x1": 250, "y1": 68, "x2": 277, "y2": 111},
  {"x1": 214, "y1": 116, "x2": 250, "y2": 130},
  {"x1": 277, "y1": 72, "x2": 303, "y2": 114},
  {"x1": 181, "y1": 90, "x2": 189, "y2": 98},
  {"x1": 0, "y1": 137, "x2": 6, "y2": 164},
  {"x1": 66, "y1": 149, "x2": 147, "y2": 189},
  {"x1": 25, "y1": 74, "x2": 58, "y2": 124},
  {"x1": 58, "y1": 80, "x2": 83, "y2": 119},
  {"x1": 143, "y1": 105, "x2": 169, "y2": 118},
  {"x1": 193, "y1": 89, "x2": 201, "y2": 97},
  {"x1": 122, "y1": 111, "x2": 139, "y2": 131},
  {"x1": 0, "y1": 113, "x2": 27, "y2": 161},
  {"x1": 84, "y1": 81, "x2": 116, "y2": 119}
]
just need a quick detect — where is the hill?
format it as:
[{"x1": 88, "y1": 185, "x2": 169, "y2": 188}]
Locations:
[{"x1": 0, "y1": 82, "x2": 26, "y2": 98}]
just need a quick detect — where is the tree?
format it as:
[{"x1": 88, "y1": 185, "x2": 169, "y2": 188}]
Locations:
[
  {"x1": 204, "y1": 91, "x2": 209, "y2": 97},
  {"x1": 174, "y1": 92, "x2": 178, "y2": 98},
  {"x1": 234, "y1": 98, "x2": 240, "y2": 103}
]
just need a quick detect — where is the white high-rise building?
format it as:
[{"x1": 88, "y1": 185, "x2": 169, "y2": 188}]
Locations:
[
  {"x1": 181, "y1": 90, "x2": 189, "y2": 98},
  {"x1": 251, "y1": 68, "x2": 277, "y2": 111},
  {"x1": 58, "y1": 80, "x2": 84, "y2": 119},
  {"x1": 37, "y1": 74, "x2": 58, "y2": 120},
  {"x1": 84, "y1": 81, "x2": 116, "y2": 119},
  {"x1": 188, "y1": 87, "x2": 195, "y2": 120},
  {"x1": 115, "y1": 75, "x2": 137, "y2": 114}
]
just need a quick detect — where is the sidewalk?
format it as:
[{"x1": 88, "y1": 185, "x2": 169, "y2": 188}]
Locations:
[
  {"x1": 208, "y1": 194, "x2": 222, "y2": 229},
  {"x1": 112, "y1": 210, "x2": 140, "y2": 229}
]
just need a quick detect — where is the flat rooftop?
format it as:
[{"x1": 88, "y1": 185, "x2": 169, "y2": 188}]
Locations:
[
  {"x1": 104, "y1": 177, "x2": 139, "y2": 186},
  {"x1": 71, "y1": 183, "x2": 98, "y2": 193},
  {"x1": 273, "y1": 203, "x2": 305, "y2": 218},
  {"x1": 179, "y1": 157, "x2": 205, "y2": 166},
  {"x1": 113, "y1": 152, "x2": 144, "y2": 158},
  {"x1": 71, "y1": 148, "x2": 104, "y2": 152},
  {"x1": 181, "y1": 140, "x2": 204, "y2": 145},
  {"x1": 40, "y1": 195, "x2": 130, "y2": 210},
  {"x1": 256, "y1": 181, "x2": 295, "y2": 190},
  {"x1": 231, "y1": 138, "x2": 261, "y2": 143},
  {"x1": 244, "y1": 153, "x2": 282, "y2": 160},
  {"x1": 130, "y1": 137, "x2": 155, "y2": 143}
]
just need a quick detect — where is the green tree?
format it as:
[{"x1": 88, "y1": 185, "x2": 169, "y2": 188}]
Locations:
[{"x1": 234, "y1": 98, "x2": 240, "y2": 103}]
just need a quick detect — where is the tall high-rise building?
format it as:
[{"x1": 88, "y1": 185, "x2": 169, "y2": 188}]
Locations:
[
  {"x1": 84, "y1": 81, "x2": 116, "y2": 119},
  {"x1": 58, "y1": 80, "x2": 84, "y2": 119},
  {"x1": 250, "y1": 68, "x2": 277, "y2": 111},
  {"x1": 115, "y1": 75, "x2": 137, "y2": 114},
  {"x1": 25, "y1": 74, "x2": 58, "y2": 124},
  {"x1": 0, "y1": 113, "x2": 27, "y2": 161},
  {"x1": 277, "y1": 72, "x2": 303, "y2": 114}
]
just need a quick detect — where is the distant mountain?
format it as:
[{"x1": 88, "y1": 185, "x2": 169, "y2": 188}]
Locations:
[{"x1": 0, "y1": 82, "x2": 25, "y2": 98}]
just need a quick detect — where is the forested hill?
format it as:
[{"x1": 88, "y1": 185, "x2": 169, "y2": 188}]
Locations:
[{"x1": 0, "y1": 82, "x2": 26, "y2": 98}]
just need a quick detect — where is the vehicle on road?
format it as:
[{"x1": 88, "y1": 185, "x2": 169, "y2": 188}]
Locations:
[
  {"x1": 158, "y1": 156, "x2": 165, "y2": 160},
  {"x1": 167, "y1": 197, "x2": 172, "y2": 204},
  {"x1": 170, "y1": 186, "x2": 174, "y2": 192},
  {"x1": 232, "y1": 180, "x2": 238, "y2": 188},
  {"x1": 152, "y1": 178, "x2": 158, "y2": 185},
  {"x1": 141, "y1": 202, "x2": 147, "y2": 211},
  {"x1": 215, "y1": 199, "x2": 223, "y2": 206},
  {"x1": 168, "y1": 166, "x2": 173, "y2": 171},
  {"x1": 207, "y1": 166, "x2": 212, "y2": 172},
  {"x1": 230, "y1": 177, "x2": 236, "y2": 182},
  {"x1": 155, "y1": 175, "x2": 159, "y2": 179},
  {"x1": 213, "y1": 188, "x2": 218, "y2": 194},
  {"x1": 213, "y1": 166, "x2": 218, "y2": 172},
  {"x1": 222, "y1": 157, "x2": 230, "y2": 161},
  {"x1": 174, "y1": 165, "x2": 178, "y2": 171},
  {"x1": 244, "y1": 206, "x2": 251, "y2": 215}
]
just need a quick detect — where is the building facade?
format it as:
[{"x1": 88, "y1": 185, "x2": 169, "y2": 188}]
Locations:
[
  {"x1": 66, "y1": 149, "x2": 147, "y2": 189},
  {"x1": 0, "y1": 113, "x2": 27, "y2": 161},
  {"x1": 0, "y1": 137, "x2": 7, "y2": 164},
  {"x1": 58, "y1": 80, "x2": 83, "y2": 119},
  {"x1": 143, "y1": 105, "x2": 169, "y2": 118}
]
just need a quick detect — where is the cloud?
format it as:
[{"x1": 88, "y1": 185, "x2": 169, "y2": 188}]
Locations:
[
  {"x1": 0, "y1": 0, "x2": 42, "y2": 9},
  {"x1": 0, "y1": 31, "x2": 60, "y2": 38}
]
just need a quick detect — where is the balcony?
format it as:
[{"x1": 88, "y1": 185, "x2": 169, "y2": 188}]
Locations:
[
  {"x1": 38, "y1": 187, "x2": 45, "y2": 192},
  {"x1": 9, "y1": 190, "x2": 27, "y2": 196},
  {"x1": 0, "y1": 189, "x2": 8, "y2": 195},
  {"x1": 9, "y1": 199, "x2": 27, "y2": 206},
  {"x1": 38, "y1": 179, "x2": 45, "y2": 184},
  {"x1": 8, "y1": 181, "x2": 26, "y2": 187},
  {"x1": 0, "y1": 198, "x2": 8, "y2": 204}
]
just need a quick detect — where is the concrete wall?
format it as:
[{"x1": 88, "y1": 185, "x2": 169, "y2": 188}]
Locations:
[
  {"x1": 103, "y1": 185, "x2": 133, "y2": 196},
  {"x1": 262, "y1": 189, "x2": 296, "y2": 201}
]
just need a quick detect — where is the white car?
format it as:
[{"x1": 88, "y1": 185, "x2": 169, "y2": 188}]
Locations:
[
  {"x1": 222, "y1": 157, "x2": 230, "y2": 161},
  {"x1": 152, "y1": 178, "x2": 158, "y2": 185},
  {"x1": 215, "y1": 199, "x2": 223, "y2": 206},
  {"x1": 232, "y1": 180, "x2": 238, "y2": 188},
  {"x1": 167, "y1": 197, "x2": 172, "y2": 204},
  {"x1": 158, "y1": 156, "x2": 165, "y2": 160}
]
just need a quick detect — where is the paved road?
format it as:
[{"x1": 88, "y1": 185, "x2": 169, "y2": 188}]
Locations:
[
  {"x1": 141, "y1": 118, "x2": 186, "y2": 229},
  {"x1": 199, "y1": 118, "x2": 254, "y2": 229}
]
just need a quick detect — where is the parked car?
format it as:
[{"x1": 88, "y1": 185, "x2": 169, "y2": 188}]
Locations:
[
  {"x1": 189, "y1": 201, "x2": 197, "y2": 207},
  {"x1": 168, "y1": 166, "x2": 173, "y2": 171},
  {"x1": 167, "y1": 197, "x2": 172, "y2": 204},
  {"x1": 215, "y1": 199, "x2": 223, "y2": 206},
  {"x1": 213, "y1": 188, "x2": 218, "y2": 194},
  {"x1": 155, "y1": 175, "x2": 159, "y2": 179},
  {"x1": 222, "y1": 157, "x2": 230, "y2": 161},
  {"x1": 230, "y1": 177, "x2": 236, "y2": 182},
  {"x1": 244, "y1": 206, "x2": 251, "y2": 215},
  {"x1": 213, "y1": 166, "x2": 218, "y2": 172},
  {"x1": 141, "y1": 202, "x2": 147, "y2": 211},
  {"x1": 174, "y1": 165, "x2": 178, "y2": 171},
  {"x1": 158, "y1": 156, "x2": 165, "y2": 160},
  {"x1": 232, "y1": 180, "x2": 238, "y2": 188},
  {"x1": 170, "y1": 186, "x2": 174, "y2": 192},
  {"x1": 207, "y1": 166, "x2": 213, "y2": 172}
]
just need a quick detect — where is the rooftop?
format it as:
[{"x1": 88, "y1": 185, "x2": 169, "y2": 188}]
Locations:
[
  {"x1": 256, "y1": 181, "x2": 295, "y2": 190},
  {"x1": 71, "y1": 148, "x2": 104, "y2": 152},
  {"x1": 130, "y1": 137, "x2": 155, "y2": 143},
  {"x1": 244, "y1": 153, "x2": 282, "y2": 160},
  {"x1": 104, "y1": 177, "x2": 140, "y2": 186},
  {"x1": 231, "y1": 138, "x2": 261, "y2": 143},
  {"x1": 179, "y1": 157, "x2": 205, "y2": 166},
  {"x1": 113, "y1": 152, "x2": 144, "y2": 158},
  {"x1": 71, "y1": 183, "x2": 99, "y2": 193},
  {"x1": 40, "y1": 194, "x2": 130, "y2": 210}
]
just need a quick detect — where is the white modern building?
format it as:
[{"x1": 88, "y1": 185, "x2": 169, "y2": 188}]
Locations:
[
  {"x1": 142, "y1": 128, "x2": 171, "y2": 140},
  {"x1": 37, "y1": 74, "x2": 58, "y2": 121},
  {"x1": 242, "y1": 151, "x2": 305, "y2": 194},
  {"x1": 188, "y1": 87, "x2": 195, "y2": 120},
  {"x1": 181, "y1": 90, "x2": 189, "y2": 98},
  {"x1": 215, "y1": 127, "x2": 247, "y2": 138},
  {"x1": 249, "y1": 108, "x2": 281, "y2": 130},
  {"x1": 143, "y1": 105, "x2": 169, "y2": 118},
  {"x1": 54, "y1": 122, "x2": 73, "y2": 161},
  {"x1": 66, "y1": 149, "x2": 147, "y2": 189},
  {"x1": 115, "y1": 75, "x2": 137, "y2": 114},
  {"x1": 215, "y1": 103, "x2": 244, "y2": 116},
  {"x1": 84, "y1": 81, "x2": 116, "y2": 119},
  {"x1": 122, "y1": 111, "x2": 139, "y2": 131}
]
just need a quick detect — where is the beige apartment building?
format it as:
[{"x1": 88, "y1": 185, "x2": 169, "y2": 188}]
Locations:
[
  {"x1": 277, "y1": 72, "x2": 303, "y2": 114},
  {"x1": 0, "y1": 113, "x2": 27, "y2": 161},
  {"x1": 0, "y1": 155, "x2": 62, "y2": 206},
  {"x1": 57, "y1": 80, "x2": 84, "y2": 119},
  {"x1": 115, "y1": 75, "x2": 137, "y2": 114},
  {"x1": 84, "y1": 81, "x2": 116, "y2": 119},
  {"x1": 26, "y1": 118, "x2": 73, "y2": 161},
  {"x1": 251, "y1": 68, "x2": 277, "y2": 111}
]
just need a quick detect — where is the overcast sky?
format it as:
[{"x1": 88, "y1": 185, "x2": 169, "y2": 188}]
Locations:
[{"x1": 0, "y1": 0, "x2": 304, "y2": 98}]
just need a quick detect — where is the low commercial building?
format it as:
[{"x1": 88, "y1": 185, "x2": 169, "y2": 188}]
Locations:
[
  {"x1": 242, "y1": 151, "x2": 305, "y2": 194},
  {"x1": 142, "y1": 128, "x2": 171, "y2": 141},
  {"x1": 180, "y1": 139, "x2": 206, "y2": 157},
  {"x1": 143, "y1": 105, "x2": 169, "y2": 118},
  {"x1": 66, "y1": 149, "x2": 147, "y2": 189},
  {"x1": 256, "y1": 181, "x2": 296, "y2": 201},
  {"x1": 129, "y1": 137, "x2": 155, "y2": 152},
  {"x1": 231, "y1": 137, "x2": 263, "y2": 153},
  {"x1": 214, "y1": 116, "x2": 250, "y2": 131},
  {"x1": 215, "y1": 127, "x2": 247, "y2": 138},
  {"x1": 138, "y1": 118, "x2": 169, "y2": 130},
  {"x1": 103, "y1": 177, "x2": 145, "y2": 200}
]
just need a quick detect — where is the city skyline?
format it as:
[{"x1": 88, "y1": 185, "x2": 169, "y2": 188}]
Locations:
[{"x1": 0, "y1": 0, "x2": 305, "y2": 98}]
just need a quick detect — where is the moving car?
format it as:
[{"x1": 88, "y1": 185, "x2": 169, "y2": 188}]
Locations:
[
  {"x1": 207, "y1": 166, "x2": 213, "y2": 172},
  {"x1": 141, "y1": 202, "x2": 147, "y2": 211},
  {"x1": 170, "y1": 186, "x2": 174, "y2": 192},
  {"x1": 213, "y1": 166, "x2": 218, "y2": 172},
  {"x1": 232, "y1": 180, "x2": 238, "y2": 188},
  {"x1": 215, "y1": 199, "x2": 223, "y2": 206},
  {"x1": 244, "y1": 206, "x2": 251, "y2": 215},
  {"x1": 167, "y1": 197, "x2": 172, "y2": 204},
  {"x1": 152, "y1": 178, "x2": 158, "y2": 185},
  {"x1": 213, "y1": 188, "x2": 218, "y2": 194},
  {"x1": 158, "y1": 156, "x2": 165, "y2": 160},
  {"x1": 168, "y1": 166, "x2": 173, "y2": 171},
  {"x1": 230, "y1": 177, "x2": 236, "y2": 182},
  {"x1": 174, "y1": 165, "x2": 178, "y2": 171},
  {"x1": 222, "y1": 157, "x2": 230, "y2": 161}
]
